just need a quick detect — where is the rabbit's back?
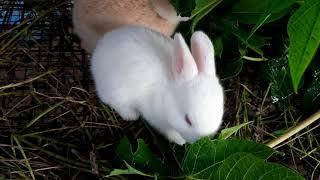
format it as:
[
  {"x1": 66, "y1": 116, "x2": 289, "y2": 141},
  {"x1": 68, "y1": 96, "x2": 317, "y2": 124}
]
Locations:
[
  {"x1": 91, "y1": 26, "x2": 173, "y2": 106},
  {"x1": 73, "y1": 0, "x2": 177, "y2": 52}
]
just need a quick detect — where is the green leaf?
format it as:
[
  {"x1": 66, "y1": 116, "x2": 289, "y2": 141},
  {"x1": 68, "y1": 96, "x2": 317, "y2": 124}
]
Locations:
[
  {"x1": 113, "y1": 138, "x2": 304, "y2": 179},
  {"x1": 217, "y1": 58, "x2": 243, "y2": 79},
  {"x1": 288, "y1": 1, "x2": 320, "y2": 92},
  {"x1": 106, "y1": 162, "x2": 154, "y2": 178},
  {"x1": 116, "y1": 137, "x2": 133, "y2": 162},
  {"x1": 262, "y1": 57, "x2": 295, "y2": 103},
  {"x1": 217, "y1": 19, "x2": 266, "y2": 55},
  {"x1": 181, "y1": 137, "x2": 274, "y2": 175},
  {"x1": 170, "y1": 0, "x2": 195, "y2": 17},
  {"x1": 190, "y1": 0, "x2": 223, "y2": 31},
  {"x1": 214, "y1": 152, "x2": 305, "y2": 180},
  {"x1": 218, "y1": 121, "x2": 253, "y2": 140},
  {"x1": 303, "y1": 68, "x2": 320, "y2": 111},
  {"x1": 247, "y1": 0, "x2": 297, "y2": 41},
  {"x1": 213, "y1": 37, "x2": 223, "y2": 58},
  {"x1": 191, "y1": 0, "x2": 222, "y2": 18},
  {"x1": 170, "y1": 0, "x2": 223, "y2": 31},
  {"x1": 231, "y1": 0, "x2": 297, "y2": 24},
  {"x1": 116, "y1": 137, "x2": 162, "y2": 171}
]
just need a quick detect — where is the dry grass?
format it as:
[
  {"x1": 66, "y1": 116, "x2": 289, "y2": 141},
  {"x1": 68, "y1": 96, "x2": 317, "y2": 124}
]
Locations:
[
  {"x1": 0, "y1": 0, "x2": 319, "y2": 179},
  {"x1": 0, "y1": 0, "x2": 132, "y2": 178}
]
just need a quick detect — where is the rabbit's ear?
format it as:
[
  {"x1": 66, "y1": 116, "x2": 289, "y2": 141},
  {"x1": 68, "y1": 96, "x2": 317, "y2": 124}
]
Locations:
[
  {"x1": 191, "y1": 31, "x2": 216, "y2": 75},
  {"x1": 173, "y1": 33, "x2": 198, "y2": 81}
]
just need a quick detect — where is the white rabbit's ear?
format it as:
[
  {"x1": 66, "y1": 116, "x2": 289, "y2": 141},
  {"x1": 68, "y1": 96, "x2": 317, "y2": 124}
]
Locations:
[
  {"x1": 173, "y1": 33, "x2": 198, "y2": 81},
  {"x1": 191, "y1": 31, "x2": 216, "y2": 75}
]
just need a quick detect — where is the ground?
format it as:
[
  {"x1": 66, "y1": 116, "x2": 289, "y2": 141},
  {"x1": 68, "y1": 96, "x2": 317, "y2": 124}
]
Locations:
[{"x1": 0, "y1": 0, "x2": 319, "y2": 179}]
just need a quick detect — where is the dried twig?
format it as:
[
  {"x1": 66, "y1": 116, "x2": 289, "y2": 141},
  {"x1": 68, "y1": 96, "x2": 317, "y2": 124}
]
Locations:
[{"x1": 267, "y1": 111, "x2": 320, "y2": 148}]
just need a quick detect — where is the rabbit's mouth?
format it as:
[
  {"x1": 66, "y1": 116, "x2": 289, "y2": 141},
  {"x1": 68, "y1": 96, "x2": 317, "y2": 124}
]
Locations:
[{"x1": 184, "y1": 114, "x2": 193, "y2": 126}]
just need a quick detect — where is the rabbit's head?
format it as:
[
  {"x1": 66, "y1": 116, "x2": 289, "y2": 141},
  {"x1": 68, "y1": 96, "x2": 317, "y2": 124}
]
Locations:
[{"x1": 165, "y1": 31, "x2": 224, "y2": 143}]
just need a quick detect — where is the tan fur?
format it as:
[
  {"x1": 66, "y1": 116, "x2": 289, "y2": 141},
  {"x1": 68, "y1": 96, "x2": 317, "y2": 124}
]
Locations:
[{"x1": 73, "y1": 0, "x2": 179, "y2": 52}]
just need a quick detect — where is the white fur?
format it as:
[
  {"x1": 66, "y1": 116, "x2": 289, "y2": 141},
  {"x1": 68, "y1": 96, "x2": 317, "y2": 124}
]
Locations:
[{"x1": 91, "y1": 26, "x2": 224, "y2": 145}]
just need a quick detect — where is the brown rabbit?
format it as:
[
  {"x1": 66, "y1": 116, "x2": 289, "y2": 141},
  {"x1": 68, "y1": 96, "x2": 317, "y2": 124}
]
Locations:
[{"x1": 73, "y1": 0, "x2": 188, "y2": 53}]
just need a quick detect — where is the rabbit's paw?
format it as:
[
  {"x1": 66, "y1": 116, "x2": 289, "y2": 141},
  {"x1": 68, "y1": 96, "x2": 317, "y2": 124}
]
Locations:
[
  {"x1": 165, "y1": 129, "x2": 186, "y2": 145},
  {"x1": 151, "y1": 0, "x2": 189, "y2": 23},
  {"x1": 117, "y1": 107, "x2": 140, "y2": 121}
]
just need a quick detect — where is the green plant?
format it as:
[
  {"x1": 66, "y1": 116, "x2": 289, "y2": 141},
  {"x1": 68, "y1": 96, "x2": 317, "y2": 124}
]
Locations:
[
  {"x1": 107, "y1": 137, "x2": 304, "y2": 179},
  {"x1": 287, "y1": 0, "x2": 320, "y2": 92},
  {"x1": 1, "y1": 0, "x2": 319, "y2": 179},
  {"x1": 171, "y1": 0, "x2": 320, "y2": 100},
  {"x1": 104, "y1": 0, "x2": 320, "y2": 178}
]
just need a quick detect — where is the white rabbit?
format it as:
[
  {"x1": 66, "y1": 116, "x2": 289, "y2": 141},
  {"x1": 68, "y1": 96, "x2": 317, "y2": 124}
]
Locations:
[
  {"x1": 91, "y1": 26, "x2": 224, "y2": 145},
  {"x1": 73, "y1": 0, "x2": 188, "y2": 53}
]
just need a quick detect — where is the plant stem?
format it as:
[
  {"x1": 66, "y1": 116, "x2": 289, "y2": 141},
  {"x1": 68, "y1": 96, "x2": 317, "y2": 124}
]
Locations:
[
  {"x1": 267, "y1": 111, "x2": 320, "y2": 148},
  {"x1": 242, "y1": 56, "x2": 266, "y2": 62}
]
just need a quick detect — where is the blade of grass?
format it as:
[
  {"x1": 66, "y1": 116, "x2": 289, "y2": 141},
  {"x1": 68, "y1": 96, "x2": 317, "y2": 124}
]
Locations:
[
  {"x1": 12, "y1": 136, "x2": 36, "y2": 180},
  {"x1": 21, "y1": 127, "x2": 79, "y2": 137},
  {"x1": 0, "y1": 92, "x2": 26, "y2": 96},
  {"x1": 0, "y1": 71, "x2": 55, "y2": 91},
  {"x1": 24, "y1": 100, "x2": 65, "y2": 129},
  {"x1": 100, "y1": 104, "x2": 121, "y2": 137},
  {"x1": 17, "y1": 136, "x2": 111, "y2": 174},
  {"x1": 10, "y1": 136, "x2": 16, "y2": 159},
  {"x1": 17, "y1": 136, "x2": 91, "y2": 168},
  {"x1": 10, "y1": 166, "x2": 61, "y2": 175},
  {"x1": 0, "y1": 17, "x2": 32, "y2": 39},
  {"x1": 246, "y1": 14, "x2": 271, "y2": 42},
  {"x1": 21, "y1": 135, "x2": 78, "y2": 148},
  {"x1": 0, "y1": 1, "x2": 69, "y2": 53}
]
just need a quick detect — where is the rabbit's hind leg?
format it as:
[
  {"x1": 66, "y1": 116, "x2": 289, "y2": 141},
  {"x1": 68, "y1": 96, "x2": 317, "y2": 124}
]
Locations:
[{"x1": 116, "y1": 106, "x2": 140, "y2": 121}]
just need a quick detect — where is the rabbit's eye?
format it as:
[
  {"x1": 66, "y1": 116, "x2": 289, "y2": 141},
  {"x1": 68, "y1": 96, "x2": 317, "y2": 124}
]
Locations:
[{"x1": 185, "y1": 114, "x2": 192, "y2": 126}]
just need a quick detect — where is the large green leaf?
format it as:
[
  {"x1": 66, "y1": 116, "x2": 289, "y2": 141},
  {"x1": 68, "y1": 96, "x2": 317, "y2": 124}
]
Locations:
[
  {"x1": 181, "y1": 137, "x2": 274, "y2": 175},
  {"x1": 288, "y1": 0, "x2": 320, "y2": 92},
  {"x1": 190, "y1": 153, "x2": 304, "y2": 179},
  {"x1": 113, "y1": 138, "x2": 304, "y2": 179},
  {"x1": 214, "y1": 152, "x2": 304, "y2": 180},
  {"x1": 231, "y1": 0, "x2": 297, "y2": 24}
]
